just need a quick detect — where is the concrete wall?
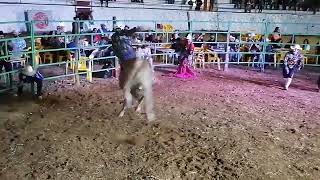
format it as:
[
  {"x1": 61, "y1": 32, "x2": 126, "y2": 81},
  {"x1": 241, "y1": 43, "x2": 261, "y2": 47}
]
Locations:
[
  {"x1": 0, "y1": 4, "x2": 74, "y2": 33},
  {"x1": 92, "y1": 8, "x2": 189, "y2": 31},
  {"x1": 0, "y1": 3, "x2": 319, "y2": 35}
]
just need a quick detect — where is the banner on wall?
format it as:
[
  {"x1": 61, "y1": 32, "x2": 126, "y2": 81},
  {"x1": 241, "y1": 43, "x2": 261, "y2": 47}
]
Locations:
[{"x1": 26, "y1": 10, "x2": 54, "y2": 32}]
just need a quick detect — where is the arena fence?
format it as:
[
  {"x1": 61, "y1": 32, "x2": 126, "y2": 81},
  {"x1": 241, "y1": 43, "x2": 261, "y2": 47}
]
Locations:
[{"x1": 0, "y1": 19, "x2": 319, "y2": 94}]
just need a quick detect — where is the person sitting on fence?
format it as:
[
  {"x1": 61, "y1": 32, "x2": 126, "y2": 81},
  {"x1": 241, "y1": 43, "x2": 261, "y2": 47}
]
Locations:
[
  {"x1": 16, "y1": 65, "x2": 44, "y2": 99},
  {"x1": 282, "y1": 44, "x2": 304, "y2": 90}
]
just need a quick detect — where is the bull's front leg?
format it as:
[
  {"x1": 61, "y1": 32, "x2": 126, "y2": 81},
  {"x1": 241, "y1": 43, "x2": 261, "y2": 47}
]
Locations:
[{"x1": 118, "y1": 86, "x2": 133, "y2": 117}]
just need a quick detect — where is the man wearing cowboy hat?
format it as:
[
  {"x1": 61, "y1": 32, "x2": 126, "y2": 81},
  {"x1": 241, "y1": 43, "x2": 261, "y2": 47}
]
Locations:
[
  {"x1": 17, "y1": 65, "x2": 44, "y2": 99},
  {"x1": 282, "y1": 44, "x2": 304, "y2": 90},
  {"x1": 185, "y1": 34, "x2": 195, "y2": 66}
]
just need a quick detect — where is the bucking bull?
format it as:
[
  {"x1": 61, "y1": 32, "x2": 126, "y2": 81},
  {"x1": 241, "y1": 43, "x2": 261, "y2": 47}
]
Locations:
[{"x1": 107, "y1": 26, "x2": 155, "y2": 122}]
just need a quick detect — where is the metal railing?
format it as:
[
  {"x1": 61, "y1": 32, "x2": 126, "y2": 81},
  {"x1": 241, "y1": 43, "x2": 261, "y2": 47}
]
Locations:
[{"x1": 0, "y1": 19, "x2": 319, "y2": 94}]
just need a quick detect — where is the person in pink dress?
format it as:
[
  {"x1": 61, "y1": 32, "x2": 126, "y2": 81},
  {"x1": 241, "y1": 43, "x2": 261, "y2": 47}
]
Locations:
[{"x1": 174, "y1": 34, "x2": 196, "y2": 79}]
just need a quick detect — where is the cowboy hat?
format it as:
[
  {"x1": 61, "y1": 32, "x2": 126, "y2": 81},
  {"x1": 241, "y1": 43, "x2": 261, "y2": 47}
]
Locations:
[
  {"x1": 22, "y1": 65, "x2": 36, "y2": 76},
  {"x1": 290, "y1": 44, "x2": 302, "y2": 50},
  {"x1": 12, "y1": 30, "x2": 20, "y2": 36},
  {"x1": 58, "y1": 22, "x2": 65, "y2": 27},
  {"x1": 249, "y1": 33, "x2": 256, "y2": 37},
  {"x1": 186, "y1": 34, "x2": 192, "y2": 40}
]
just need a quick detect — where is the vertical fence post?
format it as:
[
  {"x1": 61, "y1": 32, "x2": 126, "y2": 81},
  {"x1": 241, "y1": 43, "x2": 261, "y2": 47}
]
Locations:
[
  {"x1": 74, "y1": 18, "x2": 80, "y2": 86},
  {"x1": 261, "y1": 20, "x2": 269, "y2": 72},
  {"x1": 190, "y1": 20, "x2": 193, "y2": 42},
  {"x1": 238, "y1": 31, "x2": 242, "y2": 64},
  {"x1": 224, "y1": 21, "x2": 231, "y2": 71},
  {"x1": 112, "y1": 16, "x2": 117, "y2": 30},
  {"x1": 30, "y1": 21, "x2": 36, "y2": 95}
]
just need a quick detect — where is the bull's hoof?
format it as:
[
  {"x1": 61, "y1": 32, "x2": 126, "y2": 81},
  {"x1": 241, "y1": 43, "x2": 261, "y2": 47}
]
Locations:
[
  {"x1": 135, "y1": 106, "x2": 142, "y2": 113},
  {"x1": 118, "y1": 110, "x2": 125, "y2": 117},
  {"x1": 146, "y1": 113, "x2": 155, "y2": 122}
]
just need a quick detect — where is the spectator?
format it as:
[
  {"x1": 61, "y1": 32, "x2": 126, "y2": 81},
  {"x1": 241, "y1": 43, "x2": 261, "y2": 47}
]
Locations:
[
  {"x1": 289, "y1": 0, "x2": 297, "y2": 10},
  {"x1": 244, "y1": 0, "x2": 252, "y2": 12},
  {"x1": 302, "y1": 39, "x2": 310, "y2": 51},
  {"x1": 188, "y1": 0, "x2": 194, "y2": 10},
  {"x1": 9, "y1": 30, "x2": 27, "y2": 64},
  {"x1": 194, "y1": 33, "x2": 204, "y2": 48},
  {"x1": 171, "y1": 33, "x2": 182, "y2": 65},
  {"x1": 93, "y1": 28, "x2": 102, "y2": 44},
  {"x1": 229, "y1": 35, "x2": 237, "y2": 61},
  {"x1": 0, "y1": 31, "x2": 12, "y2": 87},
  {"x1": 185, "y1": 34, "x2": 195, "y2": 66},
  {"x1": 145, "y1": 33, "x2": 154, "y2": 42},
  {"x1": 248, "y1": 33, "x2": 262, "y2": 66},
  {"x1": 316, "y1": 41, "x2": 320, "y2": 55},
  {"x1": 98, "y1": 24, "x2": 108, "y2": 37},
  {"x1": 100, "y1": 0, "x2": 108, "y2": 7},
  {"x1": 270, "y1": 27, "x2": 282, "y2": 49},
  {"x1": 207, "y1": 34, "x2": 217, "y2": 49},
  {"x1": 257, "y1": 0, "x2": 264, "y2": 12},
  {"x1": 282, "y1": 0, "x2": 289, "y2": 10},
  {"x1": 195, "y1": 0, "x2": 203, "y2": 10},
  {"x1": 234, "y1": 0, "x2": 241, "y2": 8},
  {"x1": 284, "y1": 36, "x2": 296, "y2": 49}
]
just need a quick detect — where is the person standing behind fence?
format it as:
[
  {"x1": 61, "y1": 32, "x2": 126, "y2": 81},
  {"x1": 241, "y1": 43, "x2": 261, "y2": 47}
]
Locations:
[
  {"x1": 100, "y1": 0, "x2": 108, "y2": 7},
  {"x1": 0, "y1": 31, "x2": 13, "y2": 87},
  {"x1": 282, "y1": 44, "x2": 304, "y2": 90},
  {"x1": 185, "y1": 34, "x2": 195, "y2": 66},
  {"x1": 195, "y1": 0, "x2": 203, "y2": 10},
  {"x1": 270, "y1": 27, "x2": 282, "y2": 49}
]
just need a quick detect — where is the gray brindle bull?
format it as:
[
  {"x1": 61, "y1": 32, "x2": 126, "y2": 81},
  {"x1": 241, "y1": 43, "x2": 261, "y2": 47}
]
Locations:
[{"x1": 111, "y1": 27, "x2": 155, "y2": 122}]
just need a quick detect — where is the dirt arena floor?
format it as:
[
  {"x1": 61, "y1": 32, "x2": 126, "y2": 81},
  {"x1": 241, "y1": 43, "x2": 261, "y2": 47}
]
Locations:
[{"x1": 0, "y1": 66, "x2": 319, "y2": 180}]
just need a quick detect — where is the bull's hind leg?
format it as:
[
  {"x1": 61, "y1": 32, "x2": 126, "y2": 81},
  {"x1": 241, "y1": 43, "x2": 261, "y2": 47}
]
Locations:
[
  {"x1": 143, "y1": 83, "x2": 155, "y2": 122},
  {"x1": 118, "y1": 86, "x2": 133, "y2": 117},
  {"x1": 135, "y1": 97, "x2": 144, "y2": 113}
]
